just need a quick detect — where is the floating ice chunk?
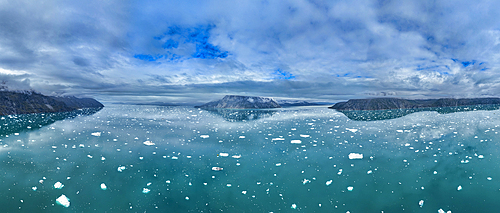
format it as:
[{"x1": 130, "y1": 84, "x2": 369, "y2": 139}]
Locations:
[
  {"x1": 32, "y1": 186, "x2": 37, "y2": 191},
  {"x1": 185, "y1": 196, "x2": 190, "y2": 200},
  {"x1": 300, "y1": 134, "x2": 310, "y2": 138},
  {"x1": 291, "y1": 204, "x2": 297, "y2": 209},
  {"x1": 438, "y1": 209, "x2": 445, "y2": 213},
  {"x1": 291, "y1": 140, "x2": 302, "y2": 144},
  {"x1": 166, "y1": 180, "x2": 171, "y2": 184},
  {"x1": 272, "y1": 138, "x2": 285, "y2": 141},
  {"x1": 142, "y1": 188, "x2": 150, "y2": 194},
  {"x1": 100, "y1": 183, "x2": 107, "y2": 190},
  {"x1": 419, "y1": 200, "x2": 424, "y2": 207},
  {"x1": 302, "y1": 179, "x2": 311, "y2": 185},
  {"x1": 326, "y1": 180, "x2": 333, "y2": 186},
  {"x1": 56, "y1": 194, "x2": 70, "y2": 207},
  {"x1": 54, "y1": 182, "x2": 64, "y2": 189},
  {"x1": 200, "y1": 135, "x2": 209, "y2": 139},
  {"x1": 396, "y1": 130, "x2": 403, "y2": 133},
  {"x1": 143, "y1": 141, "x2": 155, "y2": 146},
  {"x1": 87, "y1": 155, "x2": 93, "y2": 159},
  {"x1": 367, "y1": 170, "x2": 373, "y2": 174},
  {"x1": 275, "y1": 163, "x2": 282, "y2": 167},
  {"x1": 457, "y1": 185, "x2": 462, "y2": 191},
  {"x1": 91, "y1": 132, "x2": 101, "y2": 137},
  {"x1": 226, "y1": 184, "x2": 232, "y2": 187},
  {"x1": 117, "y1": 166, "x2": 126, "y2": 172},
  {"x1": 348, "y1": 153, "x2": 363, "y2": 160},
  {"x1": 232, "y1": 155, "x2": 241, "y2": 159},
  {"x1": 212, "y1": 167, "x2": 223, "y2": 171},
  {"x1": 171, "y1": 156, "x2": 178, "y2": 160},
  {"x1": 347, "y1": 186, "x2": 354, "y2": 191},
  {"x1": 242, "y1": 191, "x2": 247, "y2": 195},
  {"x1": 478, "y1": 155, "x2": 484, "y2": 159},
  {"x1": 239, "y1": 136, "x2": 245, "y2": 139},
  {"x1": 219, "y1": 153, "x2": 229, "y2": 157},
  {"x1": 346, "y1": 128, "x2": 358, "y2": 133},
  {"x1": 487, "y1": 177, "x2": 492, "y2": 181},
  {"x1": 101, "y1": 156, "x2": 106, "y2": 161},
  {"x1": 433, "y1": 171, "x2": 438, "y2": 175}
]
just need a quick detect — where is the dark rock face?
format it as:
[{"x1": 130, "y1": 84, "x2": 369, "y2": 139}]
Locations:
[
  {"x1": 0, "y1": 91, "x2": 104, "y2": 116},
  {"x1": 195, "y1": 95, "x2": 281, "y2": 109},
  {"x1": 330, "y1": 98, "x2": 500, "y2": 110}
]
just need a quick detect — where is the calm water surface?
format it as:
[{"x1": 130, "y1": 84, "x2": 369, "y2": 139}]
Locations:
[{"x1": 2, "y1": 105, "x2": 500, "y2": 212}]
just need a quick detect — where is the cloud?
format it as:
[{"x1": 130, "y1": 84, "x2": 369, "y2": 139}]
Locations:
[{"x1": 1, "y1": 0, "x2": 500, "y2": 103}]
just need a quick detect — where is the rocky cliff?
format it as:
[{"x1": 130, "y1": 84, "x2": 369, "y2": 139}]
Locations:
[
  {"x1": 0, "y1": 91, "x2": 104, "y2": 115},
  {"x1": 330, "y1": 97, "x2": 500, "y2": 110}
]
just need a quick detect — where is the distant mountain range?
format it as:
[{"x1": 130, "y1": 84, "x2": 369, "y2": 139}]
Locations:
[
  {"x1": 195, "y1": 95, "x2": 281, "y2": 109},
  {"x1": 0, "y1": 91, "x2": 103, "y2": 116},
  {"x1": 330, "y1": 97, "x2": 500, "y2": 110}
]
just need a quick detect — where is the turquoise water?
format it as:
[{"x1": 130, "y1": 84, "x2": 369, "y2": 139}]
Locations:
[{"x1": 2, "y1": 105, "x2": 500, "y2": 212}]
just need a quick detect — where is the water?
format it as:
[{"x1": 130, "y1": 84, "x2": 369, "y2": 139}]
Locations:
[{"x1": 2, "y1": 105, "x2": 500, "y2": 212}]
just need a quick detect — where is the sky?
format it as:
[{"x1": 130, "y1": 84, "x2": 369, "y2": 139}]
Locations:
[{"x1": 1, "y1": 0, "x2": 500, "y2": 104}]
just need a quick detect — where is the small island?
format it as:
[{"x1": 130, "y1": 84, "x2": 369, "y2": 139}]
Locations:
[{"x1": 195, "y1": 95, "x2": 281, "y2": 109}]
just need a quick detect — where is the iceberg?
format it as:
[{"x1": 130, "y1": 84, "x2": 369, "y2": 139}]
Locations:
[
  {"x1": 56, "y1": 194, "x2": 70, "y2": 208},
  {"x1": 348, "y1": 153, "x2": 363, "y2": 159}
]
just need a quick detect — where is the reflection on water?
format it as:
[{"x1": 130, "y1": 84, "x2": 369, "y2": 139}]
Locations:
[
  {"x1": 202, "y1": 108, "x2": 277, "y2": 121},
  {"x1": 0, "y1": 107, "x2": 103, "y2": 136},
  {"x1": 335, "y1": 104, "x2": 500, "y2": 121}
]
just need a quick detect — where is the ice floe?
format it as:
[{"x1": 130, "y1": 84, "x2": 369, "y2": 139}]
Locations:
[
  {"x1": 53, "y1": 182, "x2": 64, "y2": 189},
  {"x1": 219, "y1": 153, "x2": 229, "y2": 157},
  {"x1": 347, "y1": 186, "x2": 353, "y2": 191},
  {"x1": 348, "y1": 153, "x2": 363, "y2": 159},
  {"x1": 91, "y1": 132, "x2": 101, "y2": 137},
  {"x1": 212, "y1": 167, "x2": 223, "y2": 171},
  {"x1": 200, "y1": 135, "x2": 209, "y2": 139},
  {"x1": 291, "y1": 140, "x2": 302, "y2": 144},
  {"x1": 117, "y1": 166, "x2": 126, "y2": 172},
  {"x1": 326, "y1": 180, "x2": 333, "y2": 186},
  {"x1": 143, "y1": 141, "x2": 155, "y2": 146},
  {"x1": 56, "y1": 194, "x2": 70, "y2": 207},
  {"x1": 419, "y1": 200, "x2": 424, "y2": 207},
  {"x1": 100, "y1": 183, "x2": 107, "y2": 190},
  {"x1": 142, "y1": 188, "x2": 150, "y2": 194}
]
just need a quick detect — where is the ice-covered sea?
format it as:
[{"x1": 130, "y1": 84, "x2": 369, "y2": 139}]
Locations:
[{"x1": 2, "y1": 105, "x2": 500, "y2": 212}]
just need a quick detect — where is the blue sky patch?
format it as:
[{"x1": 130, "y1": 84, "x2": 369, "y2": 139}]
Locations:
[
  {"x1": 273, "y1": 69, "x2": 295, "y2": 80},
  {"x1": 135, "y1": 25, "x2": 229, "y2": 62}
]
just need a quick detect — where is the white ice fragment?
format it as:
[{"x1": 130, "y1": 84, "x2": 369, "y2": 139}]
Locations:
[
  {"x1": 367, "y1": 170, "x2": 373, "y2": 174},
  {"x1": 346, "y1": 128, "x2": 358, "y2": 133},
  {"x1": 291, "y1": 204, "x2": 297, "y2": 209},
  {"x1": 117, "y1": 166, "x2": 126, "y2": 172},
  {"x1": 212, "y1": 167, "x2": 223, "y2": 171},
  {"x1": 396, "y1": 130, "x2": 403, "y2": 133},
  {"x1": 239, "y1": 136, "x2": 245, "y2": 139},
  {"x1": 91, "y1": 132, "x2": 101, "y2": 137},
  {"x1": 347, "y1": 186, "x2": 354, "y2": 191},
  {"x1": 166, "y1": 180, "x2": 171, "y2": 184},
  {"x1": 32, "y1": 186, "x2": 37, "y2": 191},
  {"x1": 171, "y1": 156, "x2": 178, "y2": 160},
  {"x1": 272, "y1": 138, "x2": 285, "y2": 141},
  {"x1": 478, "y1": 155, "x2": 484, "y2": 159},
  {"x1": 457, "y1": 185, "x2": 462, "y2": 191},
  {"x1": 300, "y1": 134, "x2": 310, "y2": 138},
  {"x1": 242, "y1": 191, "x2": 247, "y2": 194},
  {"x1": 87, "y1": 155, "x2": 93, "y2": 159},
  {"x1": 487, "y1": 177, "x2": 492, "y2": 181},
  {"x1": 291, "y1": 140, "x2": 302, "y2": 144},
  {"x1": 142, "y1": 188, "x2": 150, "y2": 194},
  {"x1": 276, "y1": 163, "x2": 282, "y2": 167},
  {"x1": 56, "y1": 194, "x2": 70, "y2": 208},
  {"x1": 433, "y1": 171, "x2": 438, "y2": 175},
  {"x1": 226, "y1": 184, "x2": 232, "y2": 187},
  {"x1": 326, "y1": 180, "x2": 333, "y2": 186},
  {"x1": 348, "y1": 153, "x2": 363, "y2": 160},
  {"x1": 200, "y1": 135, "x2": 209, "y2": 139},
  {"x1": 232, "y1": 155, "x2": 241, "y2": 159},
  {"x1": 438, "y1": 209, "x2": 445, "y2": 213},
  {"x1": 185, "y1": 196, "x2": 190, "y2": 200},
  {"x1": 302, "y1": 179, "x2": 311, "y2": 185},
  {"x1": 219, "y1": 153, "x2": 229, "y2": 157},
  {"x1": 100, "y1": 183, "x2": 107, "y2": 190},
  {"x1": 39, "y1": 180, "x2": 44, "y2": 184},
  {"x1": 54, "y1": 182, "x2": 64, "y2": 189},
  {"x1": 419, "y1": 200, "x2": 424, "y2": 207},
  {"x1": 143, "y1": 141, "x2": 155, "y2": 146}
]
